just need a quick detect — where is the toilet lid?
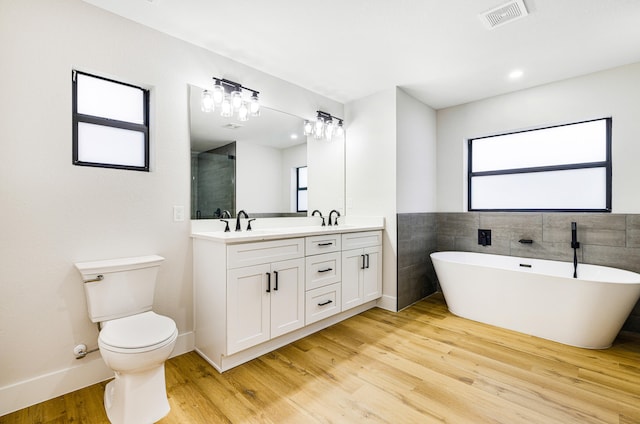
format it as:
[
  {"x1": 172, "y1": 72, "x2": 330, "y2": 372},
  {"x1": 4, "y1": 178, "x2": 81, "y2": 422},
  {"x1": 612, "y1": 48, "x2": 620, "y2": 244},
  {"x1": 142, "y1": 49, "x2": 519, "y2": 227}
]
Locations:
[{"x1": 99, "y1": 311, "x2": 177, "y2": 349}]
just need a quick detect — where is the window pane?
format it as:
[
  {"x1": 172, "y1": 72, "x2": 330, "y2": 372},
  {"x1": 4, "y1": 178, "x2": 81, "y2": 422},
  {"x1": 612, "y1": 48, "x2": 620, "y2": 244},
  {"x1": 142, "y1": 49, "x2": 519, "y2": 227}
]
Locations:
[
  {"x1": 76, "y1": 73, "x2": 145, "y2": 124},
  {"x1": 298, "y1": 166, "x2": 308, "y2": 188},
  {"x1": 297, "y1": 190, "x2": 308, "y2": 211},
  {"x1": 77, "y1": 122, "x2": 145, "y2": 167},
  {"x1": 471, "y1": 167, "x2": 607, "y2": 210},
  {"x1": 472, "y1": 119, "x2": 607, "y2": 172}
]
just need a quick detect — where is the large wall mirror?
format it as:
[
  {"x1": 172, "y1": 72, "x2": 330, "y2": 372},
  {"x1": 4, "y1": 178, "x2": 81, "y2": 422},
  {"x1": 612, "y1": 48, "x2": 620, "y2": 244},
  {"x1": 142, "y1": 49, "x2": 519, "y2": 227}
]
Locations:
[{"x1": 189, "y1": 84, "x2": 345, "y2": 219}]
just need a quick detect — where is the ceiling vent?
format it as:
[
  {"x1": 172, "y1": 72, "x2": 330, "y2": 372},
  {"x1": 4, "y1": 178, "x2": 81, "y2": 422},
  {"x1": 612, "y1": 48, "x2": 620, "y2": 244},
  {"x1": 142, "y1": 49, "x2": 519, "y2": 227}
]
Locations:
[
  {"x1": 479, "y1": 0, "x2": 528, "y2": 29},
  {"x1": 222, "y1": 123, "x2": 243, "y2": 130}
]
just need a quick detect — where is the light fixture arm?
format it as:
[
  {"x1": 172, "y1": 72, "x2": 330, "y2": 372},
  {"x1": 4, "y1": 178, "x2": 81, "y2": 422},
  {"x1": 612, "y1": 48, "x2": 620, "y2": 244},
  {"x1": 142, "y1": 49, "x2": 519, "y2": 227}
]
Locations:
[
  {"x1": 213, "y1": 77, "x2": 259, "y2": 96},
  {"x1": 316, "y1": 110, "x2": 342, "y2": 123}
]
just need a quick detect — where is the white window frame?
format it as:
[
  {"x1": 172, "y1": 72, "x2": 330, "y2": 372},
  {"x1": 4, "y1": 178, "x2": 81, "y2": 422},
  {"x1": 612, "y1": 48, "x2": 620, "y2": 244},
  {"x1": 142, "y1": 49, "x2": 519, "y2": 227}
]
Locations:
[
  {"x1": 72, "y1": 70, "x2": 150, "y2": 171},
  {"x1": 468, "y1": 118, "x2": 612, "y2": 212}
]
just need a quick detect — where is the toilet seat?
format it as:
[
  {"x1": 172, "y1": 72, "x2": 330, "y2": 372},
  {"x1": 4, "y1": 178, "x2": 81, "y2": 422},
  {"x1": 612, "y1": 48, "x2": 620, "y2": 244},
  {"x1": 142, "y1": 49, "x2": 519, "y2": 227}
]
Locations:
[{"x1": 99, "y1": 311, "x2": 177, "y2": 353}]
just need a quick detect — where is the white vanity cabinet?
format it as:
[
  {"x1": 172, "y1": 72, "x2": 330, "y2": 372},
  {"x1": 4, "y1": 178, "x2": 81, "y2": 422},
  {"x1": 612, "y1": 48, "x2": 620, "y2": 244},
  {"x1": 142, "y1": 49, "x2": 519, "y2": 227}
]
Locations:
[
  {"x1": 193, "y1": 224, "x2": 383, "y2": 373},
  {"x1": 341, "y1": 231, "x2": 383, "y2": 310}
]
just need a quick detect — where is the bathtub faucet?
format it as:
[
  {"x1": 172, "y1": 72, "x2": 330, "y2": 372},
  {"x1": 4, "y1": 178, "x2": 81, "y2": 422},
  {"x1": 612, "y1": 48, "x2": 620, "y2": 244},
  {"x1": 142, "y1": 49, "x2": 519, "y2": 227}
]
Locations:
[{"x1": 571, "y1": 222, "x2": 580, "y2": 278}]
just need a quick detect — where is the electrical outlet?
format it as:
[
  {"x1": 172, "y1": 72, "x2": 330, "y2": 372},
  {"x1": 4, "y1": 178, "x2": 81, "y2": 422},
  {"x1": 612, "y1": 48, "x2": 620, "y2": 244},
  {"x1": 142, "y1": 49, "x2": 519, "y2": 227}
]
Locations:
[{"x1": 173, "y1": 206, "x2": 185, "y2": 222}]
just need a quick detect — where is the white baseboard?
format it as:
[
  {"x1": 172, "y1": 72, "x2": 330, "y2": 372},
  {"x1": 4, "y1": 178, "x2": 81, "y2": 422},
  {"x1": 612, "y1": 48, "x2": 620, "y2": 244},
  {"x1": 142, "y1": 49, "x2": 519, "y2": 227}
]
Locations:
[
  {"x1": 171, "y1": 330, "x2": 195, "y2": 359},
  {"x1": 376, "y1": 294, "x2": 397, "y2": 312},
  {"x1": 0, "y1": 331, "x2": 194, "y2": 417}
]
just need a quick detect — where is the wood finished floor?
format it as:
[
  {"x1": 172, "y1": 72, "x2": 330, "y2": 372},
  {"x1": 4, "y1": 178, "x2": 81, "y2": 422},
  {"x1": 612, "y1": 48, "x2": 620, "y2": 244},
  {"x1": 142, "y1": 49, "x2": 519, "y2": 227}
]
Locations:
[{"x1": 3, "y1": 293, "x2": 640, "y2": 424}]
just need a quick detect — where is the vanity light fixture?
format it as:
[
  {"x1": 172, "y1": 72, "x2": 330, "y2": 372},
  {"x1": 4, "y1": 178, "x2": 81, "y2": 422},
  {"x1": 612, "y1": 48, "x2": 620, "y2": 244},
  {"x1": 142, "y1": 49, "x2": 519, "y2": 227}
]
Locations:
[
  {"x1": 303, "y1": 110, "x2": 345, "y2": 141},
  {"x1": 200, "y1": 77, "x2": 261, "y2": 120}
]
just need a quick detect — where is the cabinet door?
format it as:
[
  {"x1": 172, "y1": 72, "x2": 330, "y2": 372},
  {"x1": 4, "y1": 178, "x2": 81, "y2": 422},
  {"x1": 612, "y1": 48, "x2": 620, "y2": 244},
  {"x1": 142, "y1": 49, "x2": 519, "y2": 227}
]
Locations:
[
  {"x1": 270, "y1": 258, "x2": 305, "y2": 338},
  {"x1": 362, "y1": 245, "x2": 382, "y2": 303},
  {"x1": 342, "y1": 249, "x2": 364, "y2": 310},
  {"x1": 227, "y1": 264, "x2": 271, "y2": 355}
]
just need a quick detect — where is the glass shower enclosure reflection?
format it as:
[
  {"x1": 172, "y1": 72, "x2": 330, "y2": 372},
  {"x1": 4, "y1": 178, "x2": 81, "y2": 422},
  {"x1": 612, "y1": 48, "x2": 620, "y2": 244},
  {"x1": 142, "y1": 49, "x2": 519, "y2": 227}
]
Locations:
[{"x1": 191, "y1": 142, "x2": 236, "y2": 219}]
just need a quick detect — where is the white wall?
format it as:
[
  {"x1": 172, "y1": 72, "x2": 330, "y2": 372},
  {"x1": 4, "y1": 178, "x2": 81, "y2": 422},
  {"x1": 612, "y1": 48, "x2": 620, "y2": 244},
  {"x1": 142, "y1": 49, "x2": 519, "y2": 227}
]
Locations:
[
  {"x1": 396, "y1": 88, "x2": 437, "y2": 213},
  {"x1": 0, "y1": 0, "x2": 342, "y2": 415},
  {"x1": 307, "y1": 134, "x2": 345, "y2": 215},
  {"x1": 345, "y1": 89, "x2": 398, "y2": 310},
  {"x1": 437, "y1": 62, "x2": 640, "y2": 213},
  {"x1": 237, "y1": 142, "x2": 307, "y2": 214},
  {"x1": 281, "y1": 143, "x2": 307, "y2": 212},
  {"x1": 236, "y1": 142, "x2": 283, "y2": 213}
]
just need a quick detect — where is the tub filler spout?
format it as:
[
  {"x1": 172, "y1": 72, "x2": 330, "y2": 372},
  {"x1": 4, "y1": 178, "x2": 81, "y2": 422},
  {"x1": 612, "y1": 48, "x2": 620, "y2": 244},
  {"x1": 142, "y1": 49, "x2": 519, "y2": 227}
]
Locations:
[{"x1": 571, "y1": 221, "x2": 580, "y2": 278}]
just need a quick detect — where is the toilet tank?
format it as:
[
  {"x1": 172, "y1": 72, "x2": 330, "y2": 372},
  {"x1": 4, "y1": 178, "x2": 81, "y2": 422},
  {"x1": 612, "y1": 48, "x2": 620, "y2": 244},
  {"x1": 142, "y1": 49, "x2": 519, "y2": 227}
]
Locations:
[{"x1": 75, "y1": 255, "x2": 165, "y2": 323}]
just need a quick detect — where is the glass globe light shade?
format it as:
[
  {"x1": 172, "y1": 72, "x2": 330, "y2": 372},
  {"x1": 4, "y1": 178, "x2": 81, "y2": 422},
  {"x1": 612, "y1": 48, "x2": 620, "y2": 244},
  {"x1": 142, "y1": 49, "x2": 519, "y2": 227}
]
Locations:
[
  {"x1": 201, "y1": 90, "x2": 214, "y2": 113},
  {"x1": 230, "y1": 90, "x2": 243, "y2": 111},
  {"x1": 303, "y1": 120, "x2": 313, "y2": 136},
  {"x1": 324, "y1": 120, "x2": 335, "y2": 140},
  {"x1": 336, "y1": 121, "x2": 345, "y2": 137},
  {"x1": 220, "y1": 98, "x2": 233, "y2": 118},
  {"x1": 212, "y1": 83, "x2": 225, "y2": 105},
  {"x1": 249, "y1": 93, "x2": 260, "y2": 116},
  {"x1": 313, "y1": 117, "x2": 324, "y2": 139},
  {"x1": 237, "y1": 102, "x2": 249, "y2": 121}
]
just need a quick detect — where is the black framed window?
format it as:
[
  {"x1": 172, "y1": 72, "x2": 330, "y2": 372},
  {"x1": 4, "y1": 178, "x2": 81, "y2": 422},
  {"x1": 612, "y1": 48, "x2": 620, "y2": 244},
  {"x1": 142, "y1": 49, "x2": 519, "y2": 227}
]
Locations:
[
  {"x1": 468, "y1": 117, "x2": 612, "y2": 212},
  {"x1": 72, "y1": 70, "x2": 150, "y2": 171},
  {"x1": 296, "y1": 166, "x2": 308, "y2": 212}
]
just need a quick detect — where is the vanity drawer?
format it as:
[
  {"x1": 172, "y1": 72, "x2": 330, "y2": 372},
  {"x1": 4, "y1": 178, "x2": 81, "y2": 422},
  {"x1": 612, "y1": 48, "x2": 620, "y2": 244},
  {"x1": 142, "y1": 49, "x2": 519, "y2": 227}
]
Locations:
[
  {"x1": 227, "y1": 238, "x2": 304, "y2": 269},
  {"x1": 305, "y1": 252, "x2": 341, "y2": 290},
  {"x1": 305, "y1": 234, "x2": 341, "y2": 255},
  {"x1": 341, "y1": 231, "x2": 382, "y2": 250},
  {"x1": 305, "y1": 283, "x2": 341, "y2": 325}
]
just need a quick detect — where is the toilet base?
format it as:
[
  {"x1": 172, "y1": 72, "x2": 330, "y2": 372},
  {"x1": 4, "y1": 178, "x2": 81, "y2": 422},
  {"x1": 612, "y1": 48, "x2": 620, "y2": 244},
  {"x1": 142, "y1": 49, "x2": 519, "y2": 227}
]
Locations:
[{"x1": 104, "y1": 364, "x2": 170, "y2": 424}]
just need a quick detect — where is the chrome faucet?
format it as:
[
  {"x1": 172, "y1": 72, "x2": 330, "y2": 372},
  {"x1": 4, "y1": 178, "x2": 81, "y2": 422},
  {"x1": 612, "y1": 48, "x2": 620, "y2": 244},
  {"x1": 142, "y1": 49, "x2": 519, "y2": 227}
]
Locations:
[
  {"x1": 236, "y1": 210, "x2": 249, "y2": 232},
  {"x1": 328, "y1": 209, "x2": 341, "y2": 226},
  {"x1": 311, "y1": 210, "x2": 325, "y2": 226}
]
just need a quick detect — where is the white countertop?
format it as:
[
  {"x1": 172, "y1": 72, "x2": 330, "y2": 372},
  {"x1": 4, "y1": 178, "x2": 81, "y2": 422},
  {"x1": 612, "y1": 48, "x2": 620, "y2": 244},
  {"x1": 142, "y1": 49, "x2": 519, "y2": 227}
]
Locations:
[{"x1": 191, "y1": 216, "x2": 384, "y2": 244}]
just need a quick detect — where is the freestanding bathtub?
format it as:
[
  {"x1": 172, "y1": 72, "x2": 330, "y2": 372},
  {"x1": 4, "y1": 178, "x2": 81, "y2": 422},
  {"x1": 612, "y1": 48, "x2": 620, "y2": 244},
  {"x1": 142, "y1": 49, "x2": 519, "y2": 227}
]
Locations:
[{"x1": 430, "y1": 251, "x2": 640, "y2": 349}]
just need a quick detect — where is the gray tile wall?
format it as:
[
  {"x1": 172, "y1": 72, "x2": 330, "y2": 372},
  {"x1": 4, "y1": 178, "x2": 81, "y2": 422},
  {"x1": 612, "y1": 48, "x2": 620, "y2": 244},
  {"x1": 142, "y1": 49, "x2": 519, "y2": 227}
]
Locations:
[{"x1": 397, "y1": 213, "x2": 439, "y2": 310}]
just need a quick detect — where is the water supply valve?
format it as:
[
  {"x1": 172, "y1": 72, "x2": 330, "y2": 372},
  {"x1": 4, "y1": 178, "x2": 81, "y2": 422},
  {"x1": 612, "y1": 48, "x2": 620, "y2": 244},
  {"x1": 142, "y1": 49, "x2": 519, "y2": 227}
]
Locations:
[{"x1": 478, "y1": 229, "x2": 492, "y2": 246}]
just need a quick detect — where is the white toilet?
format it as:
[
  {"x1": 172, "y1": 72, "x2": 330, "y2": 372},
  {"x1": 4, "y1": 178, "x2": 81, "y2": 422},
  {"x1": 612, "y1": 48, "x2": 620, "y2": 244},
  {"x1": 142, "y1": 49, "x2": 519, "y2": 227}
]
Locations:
[{"x1": 75, "y1": 255, "x2": 178, "y2": 424}]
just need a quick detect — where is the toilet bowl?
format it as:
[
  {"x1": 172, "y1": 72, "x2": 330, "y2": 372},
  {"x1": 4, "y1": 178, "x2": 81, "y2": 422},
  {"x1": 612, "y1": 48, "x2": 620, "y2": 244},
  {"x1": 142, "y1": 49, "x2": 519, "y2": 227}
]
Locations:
[
  {"x1": 75, "y1": 255, "x2": 177, "y2": 424},
  {"x1": 99, "y1": 312, "x2": 178, "y2": 424}
]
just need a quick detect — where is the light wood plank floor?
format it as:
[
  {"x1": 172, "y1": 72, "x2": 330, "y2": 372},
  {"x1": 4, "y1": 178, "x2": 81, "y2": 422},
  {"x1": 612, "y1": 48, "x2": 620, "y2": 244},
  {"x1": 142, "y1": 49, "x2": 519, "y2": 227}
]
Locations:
[{"x1": 3, "y1": 293, "x2": 640, "y2": 423}]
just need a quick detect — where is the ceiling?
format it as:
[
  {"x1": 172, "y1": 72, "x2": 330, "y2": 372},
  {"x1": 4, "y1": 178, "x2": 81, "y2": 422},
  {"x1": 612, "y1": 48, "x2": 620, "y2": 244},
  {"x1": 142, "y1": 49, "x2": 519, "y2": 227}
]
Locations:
[{"x1": 82, "y1": 0, "x2": 640, "y2": 109}]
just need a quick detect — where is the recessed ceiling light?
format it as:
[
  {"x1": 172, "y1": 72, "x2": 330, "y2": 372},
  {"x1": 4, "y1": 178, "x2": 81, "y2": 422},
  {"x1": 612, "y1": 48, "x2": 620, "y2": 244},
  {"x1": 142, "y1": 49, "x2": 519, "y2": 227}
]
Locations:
[
  {"x1": 290, "y1": 134, "x2": 298, "y2": 140},
  {"x1": 508, "y1": 69, "x2": 524, "y2": 79}
]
